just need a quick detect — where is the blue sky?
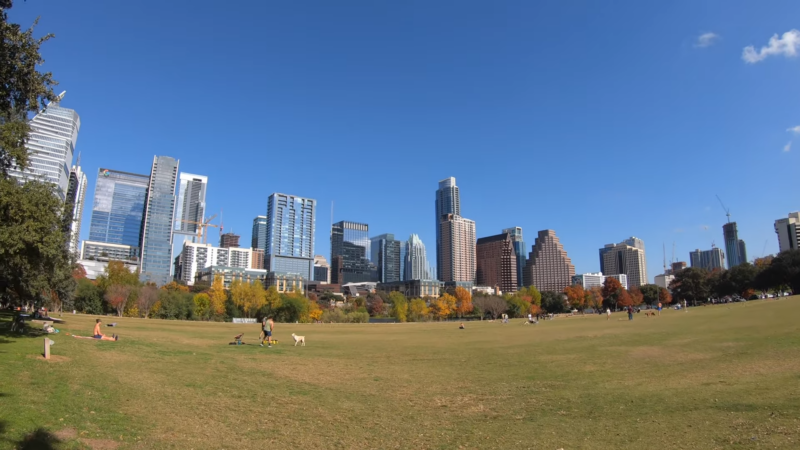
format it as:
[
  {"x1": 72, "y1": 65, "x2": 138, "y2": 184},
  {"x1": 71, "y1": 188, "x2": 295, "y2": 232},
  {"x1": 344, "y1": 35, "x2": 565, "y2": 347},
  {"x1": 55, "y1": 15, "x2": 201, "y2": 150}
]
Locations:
[{"x1": 10, "y1": 0, "x2": 800, "y2": 280}]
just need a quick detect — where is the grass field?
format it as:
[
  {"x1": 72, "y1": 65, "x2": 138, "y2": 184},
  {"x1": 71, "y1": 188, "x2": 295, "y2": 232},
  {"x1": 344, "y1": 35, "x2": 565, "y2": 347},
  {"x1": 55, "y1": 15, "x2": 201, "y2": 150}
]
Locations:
[{"x1": 1, "y1": 298, "x2": 800, "y2": 449}]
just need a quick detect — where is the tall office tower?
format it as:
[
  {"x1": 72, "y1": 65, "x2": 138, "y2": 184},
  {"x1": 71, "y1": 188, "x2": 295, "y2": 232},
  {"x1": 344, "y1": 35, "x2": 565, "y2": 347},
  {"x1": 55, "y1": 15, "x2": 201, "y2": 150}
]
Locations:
[
  {"x1": 435, "y1": 177, "x2": 461, "y2": 281},
  {"x1": 738, "y1": 240, "x2": 748, "y2": 265},
  {"x1": 476, "y1": 232, "x2": 518, "y2": 293},
  {"x1": 331, "y1": 221, "x2": 375, "y2": 283},
  {"x1": 87, "y1": 168, "x2": 150, "y2": 258},
  {"x1": 722, "y1": 222, "x2": 744, "y2": 268},
  {"x1": 265, "y1": 193, "x2": 315, "y2": 280},
  {"x1": 600, "y1": 238, "x2": 648, "y2": 288},
  {"x1": 775, "y1": 212, "x2": 800, "y2": 252},
  {"x1": 252, "y1": 215, "x2": 268, "y2": 250},
  {"x1": 314, "y1": 255, "x2": 331, "y2": 283},
  {"x1": 439, "y1": 214, "x2": 476, "y2": 283},
  {"x1": 251, "y1": 248, "x2": 265, "y2": 270},
  {"x1": 502, "y1": 227, "x2": 526, "y2": 288},
  {"x1": 171, "y1": 173, "x2": 207, "y2": 268},
  {"x1": 8, "y1": 92, "x2": 80, "y2": 201},
  {"x1": 371, "y1": 233, "x2": 403, "y2": 283},
  {"x1": 689, "y1": 248, "x2": 725, "y2": 271},
  {"x1": 405, "y1": 234, "x2": 432, "y2": 280},
  {"x1": 64, "y1": 164, "x2": 88, "y2": 255},
  {"x1": 220, "y1": 232, "x2": 240, "y2": 248},
  {"x1": 523, "y1": 230, "x2": 575, "y2": 292},
  {"x1": 140, "y1": 156, "x2": 179, "y2": 285}
]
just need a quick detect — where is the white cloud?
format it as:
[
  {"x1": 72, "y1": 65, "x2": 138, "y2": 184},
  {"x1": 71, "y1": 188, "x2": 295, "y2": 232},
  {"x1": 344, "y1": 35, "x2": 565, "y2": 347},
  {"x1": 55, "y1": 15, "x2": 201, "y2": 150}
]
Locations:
[
  {"x1": 787, "y1": 125, "x2": 800, "y2": 134},
  {"x1": 784, "y1": 141, "x2": 792, "y2": 152},
  {"x1": 694, "y1": 32, "x2": 719, "y2": 48},
  {"x1": 742, "y1": 29, "x2": 800, "y2": 63}
]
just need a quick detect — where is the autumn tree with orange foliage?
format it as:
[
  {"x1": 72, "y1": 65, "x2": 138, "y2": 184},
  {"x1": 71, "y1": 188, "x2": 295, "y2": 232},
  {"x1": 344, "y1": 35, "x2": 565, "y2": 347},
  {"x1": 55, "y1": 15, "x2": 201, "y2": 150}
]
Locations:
[
  {"x1": 629, "y1": 287, "x2": 644, "y2": 306},
  {"x1": 602, "y1": 277, "x2": 623, "y2": 309},
  {"x1": 616, "y1": 288, "x2": 633, "y2": 307},
  {"x1": 161, "y1": 281, "x2": 189, "y2": 293},
  {"x1": 308, "y1": 300, "x2": 323, "y2": 322},
  {"x1": 431, "y1": 293, "x2": 456, "y2": 320},
  {"x1": 563, "y1": 284, "x2": 586, "y2": 310},
  {"x1": 658, "y1": 287, "x2": 672, "y2": 305},
  {"x1": 587, "y1": 286, "x2": 604, "y2": 310},
  {"x1": 454, "y1": 286, "x2": 473, "y2": 317}
]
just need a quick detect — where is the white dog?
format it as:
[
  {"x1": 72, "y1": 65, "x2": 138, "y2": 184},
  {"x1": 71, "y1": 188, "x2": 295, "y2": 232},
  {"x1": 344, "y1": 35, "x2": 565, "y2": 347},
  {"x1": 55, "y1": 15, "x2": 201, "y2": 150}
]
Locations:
[{"x1": 291, "y1": 333, "x2": 305, "y2": 346}]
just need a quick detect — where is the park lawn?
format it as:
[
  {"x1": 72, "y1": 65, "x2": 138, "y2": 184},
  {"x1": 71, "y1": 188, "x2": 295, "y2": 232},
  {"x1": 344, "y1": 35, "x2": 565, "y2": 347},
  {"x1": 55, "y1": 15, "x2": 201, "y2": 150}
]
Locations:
[{"x1": 1, "y1": 299, "x2": 800, "y2": 450}]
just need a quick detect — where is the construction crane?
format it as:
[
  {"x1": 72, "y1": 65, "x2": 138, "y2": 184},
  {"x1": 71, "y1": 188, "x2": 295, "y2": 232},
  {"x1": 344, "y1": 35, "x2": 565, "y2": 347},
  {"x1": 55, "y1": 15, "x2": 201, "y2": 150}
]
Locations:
[
  {"x1": 716, "y1": 195, "x2": 731, "y2": 223},
  {"x1": 179, "y1": 214, "x2": 219, "y2": 244}
]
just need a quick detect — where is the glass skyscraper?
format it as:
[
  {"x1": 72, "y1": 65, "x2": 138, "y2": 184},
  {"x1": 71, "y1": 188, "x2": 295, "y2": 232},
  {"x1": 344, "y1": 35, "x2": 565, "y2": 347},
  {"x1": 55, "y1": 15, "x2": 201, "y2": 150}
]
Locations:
[
  {"x1": 88, "y1": 168, "x2": 150, "y2": 253},
  {"x1": 9, "y1": 92, "x2": 80, "y2": 200},
  {"x1": 252, "y1": 215, "x2": 268, "y2": 250},
  {"x1": 405, "y1": 234, "x2": 433, "y2": 281},
  {"x1": 503, "y1": 227, "x2": 526, "y2": 288},
  {"x1": 722, "y1": 222, "x2": 745, "y2": 269},
  {"x1": 371, "y1": 233, "x2": 403, "y2": 283},
  {"x1": 140, "y1": 156, "x2": 179, "y2": 285},
  {"x1": 331, "y1": 221, "x2": 375, "y2": 284},
  {"x1": 65, "y1": 164, "x2": 88, "y2": 255},
  {"x1": 265, "y1": 193, "x2": 315, "y2": 281},
  {"x1": 435, "y1": 177, "x2": 460, "y2": 282},
  {"x1": 174, "y1": 173, "x2": 207, "y2": 235}
]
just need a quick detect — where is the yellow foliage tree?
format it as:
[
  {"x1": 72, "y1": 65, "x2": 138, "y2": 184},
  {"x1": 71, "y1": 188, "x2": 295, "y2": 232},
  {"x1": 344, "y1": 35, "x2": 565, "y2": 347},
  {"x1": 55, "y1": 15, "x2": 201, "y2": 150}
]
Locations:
[
  {"x1": 431, "y1": 293, "x2": 456, "y2": 320},
  {"x1": 264, "y1": 285, "x2": 282, "y2": 312},
  {"x1": 193, "y1": 293, "x2": 211, "y2": 320},
  {"x1": 454, "y1": 287, "x2": 473, "y2": 317},
  {"x1": 408, "y1": 298, "x2": 430, "y2": 322},
  {"x1": 208, "y1": 276, "x2": 227, "y2": 318},
  {"x1": 308, "y1": 300, "x2": 323, "y2": 322}
]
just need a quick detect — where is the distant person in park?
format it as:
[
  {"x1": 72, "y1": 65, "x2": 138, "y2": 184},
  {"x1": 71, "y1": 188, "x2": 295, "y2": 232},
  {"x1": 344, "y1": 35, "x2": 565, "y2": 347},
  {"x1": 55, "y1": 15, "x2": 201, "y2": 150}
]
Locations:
[
  {"x1": 459, "y1": 322, "x2": 465, "y2": 329},
  {"x1": 627, "y1": 305, "x2": 634, "y2": 321},
  {"x1": 261, "y1": 316, "x2": 274, "y2": 348},
  {"x1": 683, "y1": 300, "x2": 687, "y2": 311},
  {"x1": 93, "y1": 319, "x2": 117, "y2": 341},
  {"x1": 657, "y1": 302, "x2": 662, "y2": 316},
  {"x1": 606, "y1": 308, "x2": 611, "y2": 321}
]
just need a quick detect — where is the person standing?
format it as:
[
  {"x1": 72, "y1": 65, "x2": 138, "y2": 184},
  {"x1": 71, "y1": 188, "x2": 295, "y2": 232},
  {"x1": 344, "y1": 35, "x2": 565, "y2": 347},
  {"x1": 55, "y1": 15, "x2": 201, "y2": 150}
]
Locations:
[
  {"x1": 606, "y1": 308, "x2": 611, "y2": 321},
  {"x1": 627, "y1": 305, "x2": 633, "y2": 321},
  {"x1": 657, "y1": 302, "x2": 662, "y2": 316},
  {"x1": 261, "y1": 316, "x2": 274, "y2": 348}
]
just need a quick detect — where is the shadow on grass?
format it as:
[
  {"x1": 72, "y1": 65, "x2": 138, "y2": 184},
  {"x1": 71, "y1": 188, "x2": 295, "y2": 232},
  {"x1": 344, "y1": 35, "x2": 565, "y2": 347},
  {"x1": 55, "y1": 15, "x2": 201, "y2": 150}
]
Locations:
[{"x1": 0, "y1": 419, "x2": 63, "y2": 450}]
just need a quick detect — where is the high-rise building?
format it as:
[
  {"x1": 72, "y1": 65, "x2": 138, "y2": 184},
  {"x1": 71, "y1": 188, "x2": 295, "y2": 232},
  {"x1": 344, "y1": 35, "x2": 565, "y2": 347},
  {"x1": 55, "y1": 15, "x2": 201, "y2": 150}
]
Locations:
[
  {"x1": 439, "y1": 214, "x2": 476, "y2": 283},
  {"x1": 775, "y1": 212, "x2": 800, "y2": 252},
  {"x1": 252, "y1": 215, "x2": 268, "y2": 250},
  {"x1": 476, "y1": 232, "x2": 518, "y2": 293},
  {"x1": 220, "y1": 232, "x2": 240, "y2": 248},
  {"x1": 174, "y1": 173, "x2": 207, "y2": 236},
  {"x1": 140, "y1": 156, "x2": 179, "y2": 285},
  {"x1": 671, "y1": 261, "x2": 687, "y2": 274},
  {"x1": 738, "y1": 240, "x2": 748, "y2": 265},
  {"x1": 331, "y1": 221, "x2": 375, "y2": 284},
  {"x1": 64, "y1": 164, "x2": 88, "y2": 255},
  {"x1": 523, "y1": 230, "x2": 575, "y2": 292},
  {"x1": 313, "y1": 255, "x2": 331, "y2": 283},
  {"x1": 405, "y1": 234, "x2": 433, "y2": 280},
  {"x1": 371, "y1": 233, "x2": 403, "y2": 283},
  {"x1": 174, "y1": 242, "x2": 252, "y2": 285},
  {"x1": 251, "y1": 248, "x2": 265, "y2": 270},
  {"x1": 722, "y1": 222, "x2": 745, "y2": 268},
  {"x1": 265, "y1": 193, "x2": 315, "y2": 281},
  {"x1": 600, "y1": 238, "x2": 648, "y2": 288},
  {"x1": 571, "y1": 272, "x2": 628, "y2": 290},
  {"x1": 435, "y1": 177, "x2": 461, "y2": 281},
  {"x1": 8, "y1": 92, "x2": 80, "y2": 201},
  {"x1": 689, "y1": 248, "x2": 725, "y2": 271},
  {"x1": 88, "y1": 168, "x2": 150, "y2": 257},
  {"x1": 502, "y1": 227, "x2": 526, "y2": 288},
  {"x1": 654, "y1": 274, "x2": 674, "y2": 290}
]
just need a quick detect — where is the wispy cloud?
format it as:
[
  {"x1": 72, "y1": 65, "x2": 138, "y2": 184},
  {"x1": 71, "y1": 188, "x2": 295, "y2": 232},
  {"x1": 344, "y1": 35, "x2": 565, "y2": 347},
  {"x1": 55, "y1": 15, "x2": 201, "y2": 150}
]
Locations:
[
  {"x1": 787, "y1": 125, "x2": 800, "y2": 134},
  {"x1": 742, "y1": 29, "x2": 800, "y2": 63},
  {"x1": 784, "y1": 141, "x2": 792, "y2": 152},
  {"x1": 694, "y1": 32, "x2": 720, "y2": 48}
]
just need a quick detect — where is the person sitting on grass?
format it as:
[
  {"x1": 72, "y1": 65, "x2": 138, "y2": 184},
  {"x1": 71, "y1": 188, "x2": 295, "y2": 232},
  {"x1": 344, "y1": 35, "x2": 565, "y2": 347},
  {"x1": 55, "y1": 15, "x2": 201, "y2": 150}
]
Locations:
[
  {"x1": 459, "y1": 322, "x2": 465, "y2": 329},
  {"x1": 93, "y1": 319, "x2": 118, "y2": 341}
]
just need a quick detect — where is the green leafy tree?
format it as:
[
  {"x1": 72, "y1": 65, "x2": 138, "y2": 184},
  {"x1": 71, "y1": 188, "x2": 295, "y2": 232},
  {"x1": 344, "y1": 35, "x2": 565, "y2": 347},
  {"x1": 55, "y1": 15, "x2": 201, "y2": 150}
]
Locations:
[
  {"x1": 541, "y1": 291, "x2": 567, "y2": 313},
  {"x1": 193, "y1": 293, "x2": 211, "y2": 320},
  {"x1": 669, "y1": 267, "x2": 710, "y2": 306},
  {"x1": 638, "y1": 284, "x2": 660, "y2": 305},
  {"x1": 74, "y1": 278, "x2": 103, "y2": 314}
]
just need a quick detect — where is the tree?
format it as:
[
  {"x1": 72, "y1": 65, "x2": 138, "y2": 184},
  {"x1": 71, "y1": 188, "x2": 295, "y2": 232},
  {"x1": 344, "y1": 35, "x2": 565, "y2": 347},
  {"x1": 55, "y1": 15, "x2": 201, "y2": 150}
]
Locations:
[
  {"x1": 208, "y1": 276, "x2": 227, "y2": 318},
  {"x1": 541, "y1": 291, "x2": 567, "y2": 313},
  {"x1": 669, "y1": 267, "x2": 709, "y2": 306},
  {"x1": 629, "y1": 287, "x2": 644, "y2": 306},
  {"x1": 368, "y1": 297, "x2": 385, "y2": 317},
  {"x1": 193, "y1": 293, "x2": 211, "y2": 320},
  {"x1": 390, "y1": 295, "x2": 408, "y2": 322},
  {"x1": 617, "y1": 289, "x2": 633, "y2": 308},
  {"x1": 517, "y1": 286, "x2": 542, "y2": 307},
  {"x1": 473, "y1": 296, "x2": 507, "y2": 319},
  {"x1": 263, "y1": 285, "x2": 282, "y2": 314},
  {"x1": 96, "y1": 260, "x2": 139, "y2": 292},
  {"x1": 638, "y1": 284, "x2": 660, "y2": 305},
  {"x1": 137, "y1": 285, "x2": 159, "y2": 318},
  {"x1": 563, "y1": 284, "x2": 586, "y2": 310},
  {"x1": 658, "y1": 287, "x2": 672, "y2": 305},
  {"x1": 408, "y1": 298, "x2": 430, "y2": 322},
  {"x1": 454, "y1": 286, "x2": 473, "y2": 317},
  {"x1": 602, "y1": 277, "x2": 623, "y2": 309},
  {"x1": 756, "y1": 250, "x2": 800, "y2": 294},
  {"x1": 308, "y1": 300, "x2": 323, "y2": 322},
  {"x1": 105, "y1": 284, "x2": 132, "y2": 317},
  {"x1": 430, "y1": 293, "x2": 456, "y2": 320},
  {"x1": 230, "y1": 280, "x2": 266, "y2": 318},
  {"x1": 586, "y1": 286, "x2": 604, "y2": 311},
  {"x1": 0, "y1": 0, "x2": 59, "y2": 176},
  {"x1": 161, "y1": 281, "x2": 189, "y2": 293},
  {"x1": 74, "y1": 278, "x2": 102, "y2": 314}
]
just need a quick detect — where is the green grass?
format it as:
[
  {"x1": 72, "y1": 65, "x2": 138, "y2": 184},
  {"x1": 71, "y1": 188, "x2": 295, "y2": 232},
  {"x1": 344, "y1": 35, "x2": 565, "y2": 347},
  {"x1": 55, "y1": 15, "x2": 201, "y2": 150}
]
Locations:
[{"x1": 2, "y1": 298, "x2": 800, "y2": 449}]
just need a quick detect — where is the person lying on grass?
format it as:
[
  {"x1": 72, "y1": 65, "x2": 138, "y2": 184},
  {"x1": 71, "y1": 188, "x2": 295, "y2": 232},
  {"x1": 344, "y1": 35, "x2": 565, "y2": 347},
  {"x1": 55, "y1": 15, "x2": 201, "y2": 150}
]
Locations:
[{"x1": 92, "y1": 319, "x2": 117, "y2": 341}]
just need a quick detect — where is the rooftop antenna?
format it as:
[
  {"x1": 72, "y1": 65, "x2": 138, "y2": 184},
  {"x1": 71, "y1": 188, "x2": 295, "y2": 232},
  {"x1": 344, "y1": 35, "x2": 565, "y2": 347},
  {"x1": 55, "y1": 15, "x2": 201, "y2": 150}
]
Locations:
[{"x1": 663, "y1": 243, "x2": 667, "y2": 273}]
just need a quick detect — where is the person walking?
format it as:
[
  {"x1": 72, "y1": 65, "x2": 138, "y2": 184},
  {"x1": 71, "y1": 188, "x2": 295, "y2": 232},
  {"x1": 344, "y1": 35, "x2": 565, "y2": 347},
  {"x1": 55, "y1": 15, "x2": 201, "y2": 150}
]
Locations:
[
  {"x1": 261, "y1": 316, "x2": 274, "y2": 347},
  {"x1": 606, "y1": 308, "x2": 611, "y2": 321},
  {"x1": 627, "y1": 305, "x2": 633, "y2": 321}
]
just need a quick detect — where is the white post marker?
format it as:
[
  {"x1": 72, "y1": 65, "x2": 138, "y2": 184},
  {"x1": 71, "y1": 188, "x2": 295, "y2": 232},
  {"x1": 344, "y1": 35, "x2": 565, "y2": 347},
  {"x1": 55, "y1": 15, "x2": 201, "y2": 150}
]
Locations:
[{"x1": 43, "y1": 337, "x2": 52, "y2": 359}]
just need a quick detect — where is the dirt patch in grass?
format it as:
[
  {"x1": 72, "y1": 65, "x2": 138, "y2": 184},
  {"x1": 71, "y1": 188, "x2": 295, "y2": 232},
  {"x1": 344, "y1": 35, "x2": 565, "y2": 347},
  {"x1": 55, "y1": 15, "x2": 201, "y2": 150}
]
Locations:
[
  {"x1": 27, "y1": 354, "x2": 71, "y2": 363},
  {"x1": 53, "y1": 427, "x2": 77, "y2": 439},
  {"x1": 82, "y1": 438, "x2": 119, "y2": 449}
]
